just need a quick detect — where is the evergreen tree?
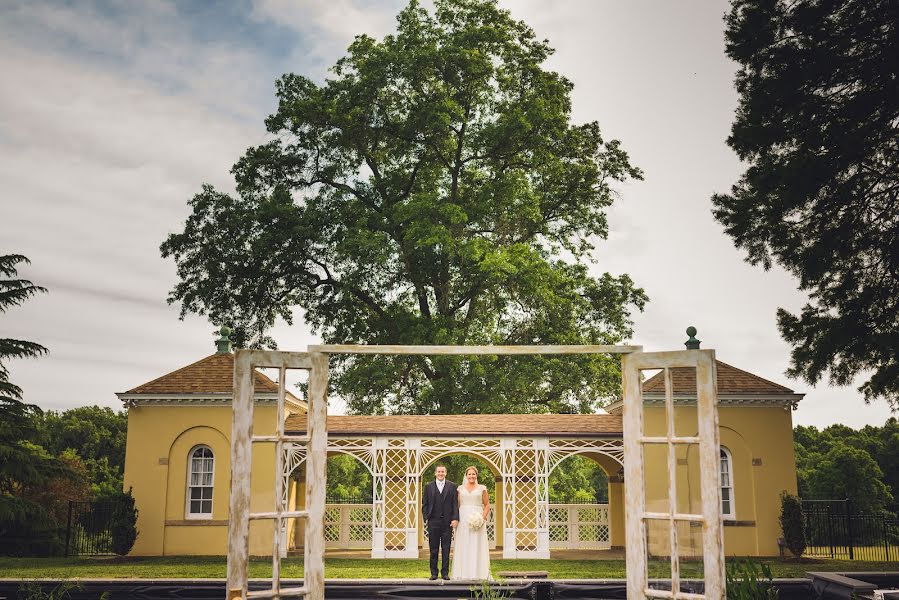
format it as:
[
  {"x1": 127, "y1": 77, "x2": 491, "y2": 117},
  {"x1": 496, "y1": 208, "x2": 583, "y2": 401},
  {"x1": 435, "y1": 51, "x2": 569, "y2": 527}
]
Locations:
[
  {"x1": 0, "y1": 254, "x2": 73, "y2": 554},
  {"x1": 715, "y1": 0, "x2": 899, "y2": 406}
]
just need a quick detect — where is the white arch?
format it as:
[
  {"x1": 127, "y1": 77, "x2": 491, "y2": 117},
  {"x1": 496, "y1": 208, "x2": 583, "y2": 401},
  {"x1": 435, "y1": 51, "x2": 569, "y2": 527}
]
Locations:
[
  {"x1": 418, "y1": 449, "x2": 503, "y2": 478},
  {"x1": 547, "y1": 448, "x2": 624, "y2": 476},
  {"x1": 285, "y1": 449, "x2": 377, "y2": 480}
]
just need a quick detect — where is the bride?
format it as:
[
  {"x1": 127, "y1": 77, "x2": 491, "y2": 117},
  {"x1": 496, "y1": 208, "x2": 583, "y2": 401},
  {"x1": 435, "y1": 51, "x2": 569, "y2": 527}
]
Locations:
[{"x1": 450, "y1": 466, "x2": 491, "y2": 580}]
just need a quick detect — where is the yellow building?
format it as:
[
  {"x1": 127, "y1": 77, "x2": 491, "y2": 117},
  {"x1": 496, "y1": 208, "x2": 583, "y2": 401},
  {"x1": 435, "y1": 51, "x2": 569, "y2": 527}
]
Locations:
[
  {"x1": 120, "y1": 335, "x2": 801, "y2": 558},
  {"x1": 118, "y1": 335, "x2": 306, "y2": 557}
]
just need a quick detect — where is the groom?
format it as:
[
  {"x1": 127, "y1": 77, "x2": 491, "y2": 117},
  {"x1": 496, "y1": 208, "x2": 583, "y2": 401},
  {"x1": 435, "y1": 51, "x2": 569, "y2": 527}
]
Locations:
[{"x1": 421, "y1": 464, "x2": 459, "y2": 580}]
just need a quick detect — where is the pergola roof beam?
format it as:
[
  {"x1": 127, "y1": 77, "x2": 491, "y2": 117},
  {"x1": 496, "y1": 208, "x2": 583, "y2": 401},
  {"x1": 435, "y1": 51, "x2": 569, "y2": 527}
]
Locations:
[{"x1": 309, "y1": 344, "x2": 641, "y2": 355}]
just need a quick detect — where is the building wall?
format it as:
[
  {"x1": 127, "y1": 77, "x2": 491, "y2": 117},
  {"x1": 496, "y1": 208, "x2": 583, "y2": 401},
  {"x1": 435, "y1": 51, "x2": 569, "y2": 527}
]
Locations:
[
  {"x1": 125, "y1": 403, "x2": 796, "y2": 557},
  {"x1": 641, "y1": 404, "x2": 798, "y2": 557},
  {"x1": 124, "y1": 403, "x2": 288, "y2": 556}
]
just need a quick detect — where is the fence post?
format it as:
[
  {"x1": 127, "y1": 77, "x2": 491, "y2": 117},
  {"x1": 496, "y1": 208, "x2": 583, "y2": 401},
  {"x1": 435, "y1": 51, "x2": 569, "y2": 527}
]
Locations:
[
  {"x1": 884, "y1": 515, "x2": 890, "y2": 562},
  {"x1": 65, "y1": 501, "x2": 74, "y2": 557},
  {"x1": 826, "y1": 504, "x2": 835, "y2": 559},
  {"x1": 846, "y1": 500, "x2": 854, "y2": 560}
]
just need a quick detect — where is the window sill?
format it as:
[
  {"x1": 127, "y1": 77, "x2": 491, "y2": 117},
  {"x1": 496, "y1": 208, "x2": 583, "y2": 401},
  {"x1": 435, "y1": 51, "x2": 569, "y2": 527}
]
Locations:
[
  {"x1": 166, "y1": 519, "x2": 228, "y2": 526},
  {"x1": 723, "y1": 519, "x2": 756, "y2": 527}
]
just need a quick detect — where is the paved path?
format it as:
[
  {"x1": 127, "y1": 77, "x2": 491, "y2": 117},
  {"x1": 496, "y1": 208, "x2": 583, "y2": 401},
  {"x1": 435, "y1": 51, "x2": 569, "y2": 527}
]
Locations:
[{"x1": 319, "y1": 548, "x2": 625, "y2": 560}]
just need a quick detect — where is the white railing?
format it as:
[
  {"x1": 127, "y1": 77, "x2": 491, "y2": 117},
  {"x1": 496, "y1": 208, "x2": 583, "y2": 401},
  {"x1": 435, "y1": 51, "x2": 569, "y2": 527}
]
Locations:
[
  {"x1": 322, "y1": 503, "x2": 609, "y2": 551},
  {"x1": 420, "y1": 506, "x2": 498, "y2": 550},
  {"x1": 548, "y1": 503, "x2": 611, "y2": 550},
  {"x1": 323, "y1": 504, "x2": 373, "y2": 549}
]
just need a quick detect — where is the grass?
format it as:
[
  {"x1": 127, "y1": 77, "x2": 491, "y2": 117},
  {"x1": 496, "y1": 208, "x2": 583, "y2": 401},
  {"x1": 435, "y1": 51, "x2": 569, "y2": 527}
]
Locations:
[{"x1": 0, "y1": 556, "x2": 897, "y2": 580}]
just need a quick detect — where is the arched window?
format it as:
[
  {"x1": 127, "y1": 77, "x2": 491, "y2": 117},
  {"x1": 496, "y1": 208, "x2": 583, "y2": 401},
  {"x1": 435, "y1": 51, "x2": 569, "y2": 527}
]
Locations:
[
  {"x1": 720, "y1": 447, "x2": 735, "y2": 519},
  {"x1": 187, "y1": 446, "x2": 214, "y2": 518}
]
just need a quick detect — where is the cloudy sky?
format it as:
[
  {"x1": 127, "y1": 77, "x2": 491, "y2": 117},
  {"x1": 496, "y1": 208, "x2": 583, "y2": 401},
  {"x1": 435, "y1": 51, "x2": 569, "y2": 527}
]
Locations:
[{"x1": 1, "y1": 0, "x2": 892, "y2": 429}]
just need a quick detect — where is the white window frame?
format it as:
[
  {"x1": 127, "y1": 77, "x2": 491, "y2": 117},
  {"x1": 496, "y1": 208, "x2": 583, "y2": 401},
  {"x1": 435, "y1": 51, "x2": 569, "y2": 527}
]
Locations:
[
  {"x1": 186, "y1": 445, "x2": 215, "y2": 519},
  {"x1": 720, "y1": 446, "x2": 735, "y2": 520}
]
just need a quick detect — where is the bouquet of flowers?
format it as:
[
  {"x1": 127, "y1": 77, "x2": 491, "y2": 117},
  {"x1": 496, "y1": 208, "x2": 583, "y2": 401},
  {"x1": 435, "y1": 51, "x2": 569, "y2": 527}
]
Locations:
[{"x1": 467, "y1": 512, "x2": 485, "y2": 530}]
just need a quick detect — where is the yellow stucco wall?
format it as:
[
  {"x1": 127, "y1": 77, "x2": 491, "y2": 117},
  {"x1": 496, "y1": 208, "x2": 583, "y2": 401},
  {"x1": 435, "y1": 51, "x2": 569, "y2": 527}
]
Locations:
[
  {"x1": 124, "y1": 403, "x2": 288, "y2": 556},
  {"x1": 124, "y1": 402, "x2": 796, "y2": 558},
  {"x1": 640, "y1": 404, "x2": 798, "y2": 557}
]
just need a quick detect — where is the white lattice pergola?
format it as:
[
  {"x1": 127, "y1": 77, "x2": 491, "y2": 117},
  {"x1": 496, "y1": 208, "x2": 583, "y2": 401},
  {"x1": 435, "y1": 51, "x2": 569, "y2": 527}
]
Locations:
[
  {"x1": 226, "y1": 344, "x2": 726, "y2": 600},
  {"x1": 281, "y1": 429, "x2": 624, "y2": 559}
]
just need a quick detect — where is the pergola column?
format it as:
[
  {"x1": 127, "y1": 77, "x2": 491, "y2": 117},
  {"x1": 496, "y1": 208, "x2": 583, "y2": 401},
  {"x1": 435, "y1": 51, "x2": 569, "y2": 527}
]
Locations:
[
  {"x1": 535, "y1": 438, "x2": 550, "y2": 559},
  {"x1": 404, "y1": 438, "x2": 421, "y2": 557},
  {"x1": 371, "y1": 437, "x2": 387, "y2": 558},
  {"x1": 500, "y1": 438, "x2": 516, "y2": 558}
]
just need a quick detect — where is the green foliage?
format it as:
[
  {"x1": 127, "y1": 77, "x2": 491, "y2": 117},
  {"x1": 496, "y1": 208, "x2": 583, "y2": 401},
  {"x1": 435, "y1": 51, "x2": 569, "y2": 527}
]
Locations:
[
  {"x1": 726, "y1": 559, "x2": 778, "y2": 600},
  {"x1": 0, "y1": 255, "x2": 82, "y2": 556},
  {"x1": 325, "y1": 454, "x2": 372, "y2": 499},
  {"x1": 804, "y1": 444, "x2": 893, "y2": 514},
  {"x1": 549, "y1": 455, "x2": 609, "y2": 503},
  {"x1": 109, "y1": 488, "x2": 138, "y2": 556},
  {"x1": 17, "y1": 581, "x2": 84, "y2": 600},
  {"x1": 794, "y1": 419, "x2": 897, "y2": 513},
  {"x1": 778, "y1": 492, "x2": 806, "y2": 559},
  {"x1": 714, "y1": 0, "x2": 899, "y2": 406},
  {"x1": 161, "y1": 0, "x2": 646, "y2": 416},
  {"x1": 470, "y1": 578, "x2": 509, "y2": 599},
  {"x1": 33, "y1": 407, "x2": 128, "y2": 499}
]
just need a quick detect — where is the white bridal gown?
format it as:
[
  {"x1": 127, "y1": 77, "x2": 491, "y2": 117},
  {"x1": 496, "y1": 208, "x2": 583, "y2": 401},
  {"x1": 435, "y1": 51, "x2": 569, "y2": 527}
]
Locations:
[{"x1": 450, "y1": 484, "x2": 491, "y2": 580}]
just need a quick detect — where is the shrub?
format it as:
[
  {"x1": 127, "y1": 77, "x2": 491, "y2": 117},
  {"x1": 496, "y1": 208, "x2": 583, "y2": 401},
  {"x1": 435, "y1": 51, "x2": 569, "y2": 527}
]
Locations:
[
  {"x1": 109, "y1": 488, "x2": 138, "y2": 556},
  {"x1": 779, "y1": 491, "x2": 806, "y2": 559},
  {"x1": 726, "y1": 559, "x2": 778, "y2": 600}
]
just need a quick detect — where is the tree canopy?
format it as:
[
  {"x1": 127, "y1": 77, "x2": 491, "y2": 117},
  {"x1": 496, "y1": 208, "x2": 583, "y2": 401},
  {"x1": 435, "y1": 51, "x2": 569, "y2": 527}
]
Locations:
[
  {"x1": 795, "y1": 418, "x2": 899, "y2": 513},
  {"x1": 714, "y1": 0, "x2": 899, "y2": 406},
  {"x1": 162, "y1": 0, "x2": 646, "y2": 415},
  {"x1": 34, "y1": 406, "x2": 128, "y2": 499}
]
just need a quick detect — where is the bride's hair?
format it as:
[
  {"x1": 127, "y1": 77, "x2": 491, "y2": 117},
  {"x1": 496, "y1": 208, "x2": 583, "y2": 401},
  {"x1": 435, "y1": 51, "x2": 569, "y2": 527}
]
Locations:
[{"x1": 464, "y1": 466, "x2": 479, "y2": 478}]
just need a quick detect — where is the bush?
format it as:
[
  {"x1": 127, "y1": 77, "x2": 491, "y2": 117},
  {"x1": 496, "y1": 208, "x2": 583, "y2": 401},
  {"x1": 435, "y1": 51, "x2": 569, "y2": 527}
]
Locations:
[
  {"x1": 109, "y1": 488, "x2": 138, "y2": 556},
  {"x1": 0, "y1": 496, "x2": 64, "y2": 556},
  {"x1": 779, "y1": 491, "x2": 806, "y2": 558}
]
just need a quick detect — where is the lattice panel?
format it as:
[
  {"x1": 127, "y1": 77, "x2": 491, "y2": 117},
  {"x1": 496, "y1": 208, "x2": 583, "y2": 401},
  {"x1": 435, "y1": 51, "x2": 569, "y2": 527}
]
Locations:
[
  {"x1": 382, "y1": 447, "x2": 409, "y2": 551},
  {"x1": 549, "y1": 524, "x2": 568, "y2": 543},
  {"x1": 548, "y1": 504, "x2": 611, "y2": 549},
  {"x1": 578, "y1": 524, "x2": 602, "y2": 542},
  {"x1": 515, "y1": 460, "x2": 539, "y2": 549},
  {"x1": 348, "y1": 506, "x2": 373, "y2": 542},
  {"x1": 517, "y1": 530, "x2": 537, "y2": 550},
  {"x1": 384, "y1": 530, "x2": 405, "y2": 550}
]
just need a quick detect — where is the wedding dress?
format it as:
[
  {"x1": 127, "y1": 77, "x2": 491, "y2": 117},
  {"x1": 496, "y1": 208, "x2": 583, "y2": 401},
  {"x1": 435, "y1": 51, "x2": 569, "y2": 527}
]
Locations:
[{"x1": 450, "y1": 484, "x2": 491, "y2": 580}]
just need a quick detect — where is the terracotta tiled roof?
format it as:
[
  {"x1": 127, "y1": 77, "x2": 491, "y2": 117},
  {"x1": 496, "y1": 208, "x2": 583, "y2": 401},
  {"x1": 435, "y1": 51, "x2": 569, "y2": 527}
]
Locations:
[
  {"x1": 124, "y1": 353, "x2": 279, "y2": 395},
  {"x1": 643, "y1": 360, "x2": 794, "y2": 395},
  {"x1": 284, "y1": 414, "x2": 622, "y2": 437}
]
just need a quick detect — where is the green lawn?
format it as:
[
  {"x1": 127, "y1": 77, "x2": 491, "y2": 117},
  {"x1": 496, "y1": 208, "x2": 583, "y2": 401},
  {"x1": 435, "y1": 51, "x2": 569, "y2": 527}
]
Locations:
[{"x1": 0, "y1": 556, "x2": 896, "y2": 579}]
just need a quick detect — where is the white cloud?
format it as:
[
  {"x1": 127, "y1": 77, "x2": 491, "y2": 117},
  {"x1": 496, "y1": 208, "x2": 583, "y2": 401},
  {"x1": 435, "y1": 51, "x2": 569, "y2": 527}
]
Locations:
[{"x1": 250, "y1": 0, "x2": 399, "y2": 54}]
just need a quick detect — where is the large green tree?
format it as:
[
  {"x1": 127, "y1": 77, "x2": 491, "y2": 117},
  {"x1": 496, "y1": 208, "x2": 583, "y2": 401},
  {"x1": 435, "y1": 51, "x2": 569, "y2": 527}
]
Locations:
[
  {"x1": 803, "y1": 443, "x2": 894, "y2": 513},
  {"x1": 714, "y1": 0, "x2": 899, "y2": 405},
  {"x1": 162, "y1": 0, "x2": 646, "y2": 415},
  {"x1": 795, "y1": 419, "x2": 899, "y2": 512}
]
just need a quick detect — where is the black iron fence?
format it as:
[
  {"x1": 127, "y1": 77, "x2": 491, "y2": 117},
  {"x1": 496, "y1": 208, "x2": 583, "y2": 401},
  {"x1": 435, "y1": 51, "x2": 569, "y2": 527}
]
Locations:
[
  {"x1": 802, "y1": 499, "x2": 899, "y2": 561},
  {"x1": 325, "y1": 494, "x2": 373, "y2": 504},
  {"x1": 65, "y1": 501, "x2": 115, "y2": 556}
]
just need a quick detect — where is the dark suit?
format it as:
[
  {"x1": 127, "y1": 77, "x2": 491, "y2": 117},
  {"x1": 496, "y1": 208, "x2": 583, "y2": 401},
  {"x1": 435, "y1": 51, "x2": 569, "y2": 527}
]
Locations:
[{"x1": 422, "y1": 479, "x2": 459, "y2": 578}]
